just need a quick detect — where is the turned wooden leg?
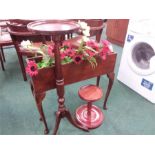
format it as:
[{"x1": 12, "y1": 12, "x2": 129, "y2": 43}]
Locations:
[
  {"x1": 66, "y1": 33, "x2": 72, "y2": 39},
  {"x1": 53, "y1": 111, "x2": 62, "y2": 135},
  {"x1": 103, "y1": 72, "x2": 115, "y2": 110},
  {"x1": 67, "y1": 34, "x2": 70, "y2": 39},
  {"x1": 35, "y1": 93, "x2": 49, "y2": 134},
  {"x1": 30, "y1": 82, "x2": 41, "y2": 122},
  {"x1": 14, "y1": 43, "x2": 27, "y2": 81},
  {"x1": 17, "y1": 53, "x2": 27, "y2": 81},
  {"x1": 96, "y1": 29, "x2": 103, "y2": 42},
  {"x1": 95, "y1": 30, "x2": 103, "y2": 86},
  {"x1": 1, "y1": 46, "x2": 5, "y2": 62},
  {"x1": 30, "y1": 82, "x2": 49, "y2": 134},
  {"x1": 96, "y1": 76, "x2": 101, "y2": 86},
  {"x1": 0, "y1": 51, "x2": 5, "y2": 71}
]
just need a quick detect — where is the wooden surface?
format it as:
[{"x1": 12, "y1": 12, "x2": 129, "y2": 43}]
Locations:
[
  {"x1": 78, "y1": 85, "x2": 103, "y2": 102},
  {"x1": 27, "y1": 20, "x2": 88, "y2": 134},
  {"x1": 106, "y1": 19, "x2": 129, "y2": 47},
  {"x1": 30, "y1": 53, "x2": 116, "y2": 93},
  {"x1": 27, "y1": 20, "x2": 80, "y2": 35},
  {"x1": 27, "y1": 20, "x2": 117, "y2": 134},
  {"x1": 75, "y1": 104, "x2": 104, "y2": 129}
]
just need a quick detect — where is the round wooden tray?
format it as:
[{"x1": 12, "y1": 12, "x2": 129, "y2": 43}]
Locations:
[{"x1": 27, "y1": 20, "x2": 80, "y2": 35}]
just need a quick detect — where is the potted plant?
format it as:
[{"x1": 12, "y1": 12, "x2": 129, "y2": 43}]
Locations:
[{"x1": 25, "y1": 39, "x2": 116, "y2": 93}]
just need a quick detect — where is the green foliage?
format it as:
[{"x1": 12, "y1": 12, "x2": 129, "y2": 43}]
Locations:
[
  {"x1": 87, "y1": 57, "x2": 97, "y2": 69},
  {"x1": 37, "y1": 58, "x2": 54, "y2": 69},
  {"x1": 61, "y1": 56, "x2": 73, "y2": 65}
]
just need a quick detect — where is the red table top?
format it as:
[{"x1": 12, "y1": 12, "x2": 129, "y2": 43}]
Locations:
[
  {"x1": 27, "y1": 20, "x2": 80, "y2": 35},
  {"x1": 78, "y1": 85, "x2": 103, "y2": 102}
]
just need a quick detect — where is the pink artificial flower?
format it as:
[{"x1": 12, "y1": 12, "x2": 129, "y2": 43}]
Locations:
[
  {"x1": 100, "y1": 47, "x2": 109, "y2": 60},
  {"x1": 86, "y1": 40, "x2": 99, "y2": 51},
  {"x1": 99, "y1": 40, "x2": 112, "y2": 60},
  {"x1": 101, "y1": 46, "x2": 109, "y2": 53},
  {"x1": 65, "y1": 49, "x2": 76, "y2": 57},
  {"x1": 73, "y1": 54, "x2": 83, "y2": 64},
  {"x1": 60, "y1": 52, "x2": 66, "y2": 60},
  {"x1": 99, "y1": 47, "x2": 108, "y2": 60},
  {"x1": 48, "y1": 45, "x2": 54, "y2": 57},
  {"x1": 101, "y1": 40, "x2": 110, "y2": 46},
  {"x1": 26, "y1": 60, "x2": 38, "y2": 77},
  {"x1": 99, "y1": 52, "x2": 107, "y2": 60},
  {"x1": 101, "y1": 39, "x2": 113, "y2": 53},
  {"x1": 85, "y1": 49, "x2": 95, "y2": 58}
]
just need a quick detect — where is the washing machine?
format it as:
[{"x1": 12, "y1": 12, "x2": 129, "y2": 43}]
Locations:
[{"x1": 117, "y1": 19, "x2": 155, "y2": 103}]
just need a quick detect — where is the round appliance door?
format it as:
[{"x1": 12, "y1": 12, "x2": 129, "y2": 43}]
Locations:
[{"x1": 127, "y1": 41, "x2": 155, "y2": 75}]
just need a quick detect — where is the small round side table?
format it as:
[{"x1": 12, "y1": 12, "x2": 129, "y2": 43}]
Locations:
[{"x1": 76, "y1": 85, "x2": 104, "y2": 129}]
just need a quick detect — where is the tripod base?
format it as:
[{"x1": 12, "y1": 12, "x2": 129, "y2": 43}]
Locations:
[{"x1": 53, "y1": 108, "x2": 89, "y2": 135}]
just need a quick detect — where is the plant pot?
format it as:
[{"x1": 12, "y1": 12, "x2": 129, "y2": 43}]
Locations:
[{"x1": 27, "y1": 52, "x2": 117, "y2": 94}]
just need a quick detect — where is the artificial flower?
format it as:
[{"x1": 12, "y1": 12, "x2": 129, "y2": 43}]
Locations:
[
  {"x1": 26, "y1": 60, "x2": 38, "y2": 77},
  {"x1": 83, "y1": 29, "x2": 90, "y2": 37},
  {"x1": 101, "y1": 40, "x2": 113, "y2": 52},
  {"x1": 24, "y1": 38, "x2": 113, "y2": 77},
  {"x1": 82, "y1": 36, "x2": 90, "y2": 42},
  {"x1": 99, "y1": 51, "x2": 107, "y2": 60},
  {"x1": 78, "y1": 21, "x2": 88, "y2": 30},
  {"x1": 65, "y1": 49, "x2": 76, "y2": 57},
  {"x1": 78, "y1": 21, "x2": 90, "y2": 36},
  {"x1": 102, "y1": 40, "x2": 110, "y2": 46},
  {"x1": 86, "y1": 40, "x2": 99, "y2": 51},
  {"x1": 99, "y1": 40, "x2": 113, "y2": 61},
  {"x1": 48, "y1": 45, "x2": 54, "y2": 57},
  {"x1": 60, "y1": 52, "x2": 66, "y2": 60},
  {"x1": 21, "y1": 40, "x2": 32, "y2": 48},
  {"x1": 73, "y1": 54, "x2": 83, "y2": 64},
  {"x1": 85, "y1": 49, "x2": 96, "y2": 58}
]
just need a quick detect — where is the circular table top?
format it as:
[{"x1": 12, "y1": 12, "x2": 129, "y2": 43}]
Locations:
[
  {"x1": 27, "y1": 20, "x2": 80, "y2": 35},
  {"x1": 78, "y1": 85, "x2": 103, "y2": 102}
]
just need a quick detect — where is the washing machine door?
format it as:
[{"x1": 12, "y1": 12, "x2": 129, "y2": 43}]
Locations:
[{"x1": 127, "y1": 41, "x2": 155, "y2": 75}]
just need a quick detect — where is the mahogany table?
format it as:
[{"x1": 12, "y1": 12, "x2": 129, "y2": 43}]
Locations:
[
  {"x1": 27, "y1": 20, "x2": 88, "y2": 134},
  {"x1": 27, "y1": 20, "x2": 117, "y2": 134}
]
